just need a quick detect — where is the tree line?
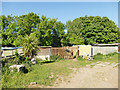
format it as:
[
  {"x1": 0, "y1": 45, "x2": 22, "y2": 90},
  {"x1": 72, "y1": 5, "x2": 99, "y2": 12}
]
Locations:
[{"x1": 1, "y1": 12, "x2": 119, "y2": 47}]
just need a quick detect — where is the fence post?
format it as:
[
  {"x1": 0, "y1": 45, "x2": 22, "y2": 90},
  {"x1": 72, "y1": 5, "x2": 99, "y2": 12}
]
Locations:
[
  {"x1": 78, "y1": 46, "x2": 79, "y2": 57},
  {"x1": 62, "y1": 47, "x2": 63, "y2": 58},
  {"x1": 51, "y1": 48, "x2": 52, "y2": 56}
]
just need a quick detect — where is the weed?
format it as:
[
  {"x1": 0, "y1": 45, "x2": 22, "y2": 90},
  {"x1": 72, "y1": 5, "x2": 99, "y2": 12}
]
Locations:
[
  {"x1": 50, "y1": 55, "x2": 63, "y2": 61},
  {"x1": 93, "y1": 53, "x2": 104, "y2": 60},
  {"x1": 35, "y1": 58, "x2": 42, "y2": 65},
  {"x1": 77, "y1": 56, "x2": 85, "y2": 61}
]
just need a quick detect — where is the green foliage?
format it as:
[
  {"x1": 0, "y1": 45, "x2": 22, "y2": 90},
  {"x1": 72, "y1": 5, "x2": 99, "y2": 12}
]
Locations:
[
  {"x1": 2, "y1": 62, "x2": 11, "y2": 75},
  {"x1": 77, "y1": 56, "x2": 85, "y2": 61},
  {"x1": 35, "y1": 58, "x2": 42, "y2": 64},
  {"x1": 17, "y1": 12, "x2": 40, "y2": 36},
  {"x1": 2, "y1": 13, "x2": 118, "y2": 46},
  {"x1": 22, "y1": 60, "x2": 33, "y2": 72},
  {"x1": 12, "y1": 55, "x2": 25, "y2": 64},
  {"x1": 15, "y1": 49, "x2": 19, "y2": 57},
  {"x1": 50, "y1": 55, "x2": 63, "y2": 61},
  {"x1": 36, "y1": 16, "x2": 65, "y2": 47},
  {"x1": 1, "y1": 15, "x2": 17, "y2": 46},
  {"x1": 45, "y1": 57, "x2": 48, "y2": 61},
  {"x1": 2, "y1": 53, "x2": 118, "y2": 88},
  {"x1": 1, "y1": 13, "x2": 66, "y2": 47},
  {"x1": 105, "y1": 52, "x2": 117, "y2": 56},
  {"x1": 118, "y1": 29, "x2": 120, "y2": 43},
  {"x1": 93, "y1": 53, "x2": 104, "y2": 60},
  {"x1": 21, "y1": 33, "x2": 39, "y2": 59},
  {"x1": 13, "y1": 50, "x2": 25, "y2": 64},
  {"x1": 13, "y1": 35, "x2": 23, "y2": 47},
  {"x1": 66, "y1": 16, "x2": 118, "y2": 45}
]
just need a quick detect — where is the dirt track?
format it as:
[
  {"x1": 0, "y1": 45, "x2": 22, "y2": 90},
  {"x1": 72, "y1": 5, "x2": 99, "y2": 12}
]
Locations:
[
  {"x1": 51, "y1": 62, "x2": 118, "y2": 88},
  {"x1": 28, "y1": 61, "x2": 118, "y2": 88}
]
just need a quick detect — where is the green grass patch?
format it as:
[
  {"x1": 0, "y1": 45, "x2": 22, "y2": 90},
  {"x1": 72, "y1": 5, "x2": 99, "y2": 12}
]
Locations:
[
  {"x1": 93, "y1": 52, "x2": 118, "y2": 63},
  {"x1": 2, "y1": 52, "x2": 118, "y2": 88},
  {"x1": 77, "y1": 56, "x2": 85, "y2": 61}
]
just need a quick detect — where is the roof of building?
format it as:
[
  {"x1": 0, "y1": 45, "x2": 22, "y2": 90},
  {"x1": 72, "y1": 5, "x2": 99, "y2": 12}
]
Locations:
[
  {"x1": 1, "y1": 47, "x2": 22, "y2": 50},
  {"x1": 92, "y1": 43, "x2": 119, "y2": 46},
  {"x1": 73, "y1": 43, "x2": 120, "y2": 46}
]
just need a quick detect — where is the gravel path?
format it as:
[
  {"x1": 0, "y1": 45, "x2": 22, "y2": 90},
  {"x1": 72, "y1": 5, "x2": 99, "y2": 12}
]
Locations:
[
  {"x1": 51, "y1": 62, "x2": 118, "y2": 88},
  {"x1": 28, "y1": 61, "x2": 118, "y2": 88}
]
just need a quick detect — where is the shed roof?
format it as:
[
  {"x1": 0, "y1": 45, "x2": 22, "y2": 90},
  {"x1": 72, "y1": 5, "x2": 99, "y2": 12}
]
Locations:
[
  {"x1": 1, "y1": 47, "x2": 22, "y2": 50},
  {"x1": 92, "y1": 43, "x2": 119, "y2": 46}
]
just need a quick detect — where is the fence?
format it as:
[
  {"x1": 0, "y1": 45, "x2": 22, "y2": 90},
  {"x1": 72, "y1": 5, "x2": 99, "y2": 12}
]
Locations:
[
  {"x1": 1, "y1": 52, "x2": 24, "y2": 60},
  {"x1": 36, "y1": 47, "x2": 51, "y2": 60},
  {"x1": 1, "y1": 46, "x2": 78, "y2": 60},
  {"x1": 51, "y1": 46, "x2": 78, "y2": 59},
  {"x1": 51, "y1": 47, "x2": 64, "y2": 58},
  {"x1": 1, "y1": 44, "x2": 119, "y2": 60},
  {"x1": 2, "y1": 48, "x2": 23, "y2": 57}
]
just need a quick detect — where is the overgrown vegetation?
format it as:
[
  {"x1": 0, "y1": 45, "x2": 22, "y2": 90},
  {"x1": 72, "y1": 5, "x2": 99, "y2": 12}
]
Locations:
[
  {"x1": 93, "y1": 53, "x2": 104, "y2": 60},
  {"x1": 93, "y1": 52, "x2": 118, "y2": 62},
  {"x1": 77, "y1": 52, "x2": 118, "y2": 63},
  {"x1": 21, "y1": 33, "x2": 39, "y2": 59},
  {"x1": 2, "y1": 52, "x2": 118, "y2": 88},
  {"x1": 77, "y1": 56, "x2": 85, "y2": 61},
  {"x1": 50, "y1": 55, "x2": 64, "y2": 61}
]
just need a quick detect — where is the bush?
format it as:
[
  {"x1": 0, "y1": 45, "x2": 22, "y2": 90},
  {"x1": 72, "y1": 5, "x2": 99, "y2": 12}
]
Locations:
[
  {"x1": 2, "y1": 62, "x2": 11, "y2": 75},
  {"x1": 22, "y1": 60, "x2": 33, "y2": 72},
  {"x1": 12, "y1": 49, "x2": 26, "y2": 64},
  {"x1": 77, "y1": 56, "x2": 85, "y2": 61},
  {"x1": 15, "y1": 49, "x2": 19, "y2": 57},
  {"x1": 93, "y1": 52, "x2": 117, "y2": 60},
  {"x1": 93, "y1": 53, "x2": 104, "y2": 60},
  {"x1": 12, "y1": 55, "x2": 25, "y2": 64},
  {"x1": 35, "y1": 58, "x2": 42, "y2": 64},
  {"x1": 2, "y1": 59, "x2": 7, "y2": 67},
  {"x1": 21, "y1": 33, "x2": 39, "y2": 59},
  {"x1": 50, "y1": 55, "x2": 63, "y2": 61},
  {"x1": 105, "y1": 52, "x2": 117, "y2": 56}
]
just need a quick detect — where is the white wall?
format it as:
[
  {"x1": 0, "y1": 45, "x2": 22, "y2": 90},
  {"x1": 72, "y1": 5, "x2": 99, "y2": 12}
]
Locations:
[
  {"x1": 92, "y1": 46, "x2": 118, "y2": 55},
  {"x1": 36, "y1": 55, "x2": 50, "y2": 60}
]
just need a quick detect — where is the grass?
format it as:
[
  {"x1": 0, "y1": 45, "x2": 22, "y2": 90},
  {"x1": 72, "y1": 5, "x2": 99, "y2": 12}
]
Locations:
[
  {"x1": 2, "y1": 52, "x2": 118, "y2": 88},
  {"x1": 92, "y1": 52, "x2": 118, "y2": 63}
]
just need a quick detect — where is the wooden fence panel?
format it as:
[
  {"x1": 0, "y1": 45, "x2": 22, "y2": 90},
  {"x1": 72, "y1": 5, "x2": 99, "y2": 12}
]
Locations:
[{"x1": 51, "y1": 47, "x2": 76, "y2": 59}]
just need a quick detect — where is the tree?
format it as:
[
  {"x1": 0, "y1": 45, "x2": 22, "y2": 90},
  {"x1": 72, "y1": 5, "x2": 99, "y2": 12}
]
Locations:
[
  {"x1": 36, "y1": 15, "x2": 65, "y2": 47},
  {"x1": 21, "y1": 33, "x2": 39, "y2": 59},
  {"x1": 1, "y1": 15, "x2": 17, "y2": 46},
  {"x1": 118, "y1": 28, "x2": 120, "y2": 43},
  {"x1": 17, "y1": 12, "x2": 40, "y2": 36},
  {"x1": 66, "y1": 16, "x2": 118, "y2": 45},
  {"x1": 1, "y1": 13, "x2": 66, "y2": 47},
  {"x1": 13, "y1": 35, "x2": 23, "y2": 47}
]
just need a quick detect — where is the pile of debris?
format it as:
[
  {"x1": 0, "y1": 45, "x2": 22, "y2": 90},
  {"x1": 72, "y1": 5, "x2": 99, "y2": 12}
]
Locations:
[{"x1": 82, "y1": 54, "x2": 93, "y2": 61}]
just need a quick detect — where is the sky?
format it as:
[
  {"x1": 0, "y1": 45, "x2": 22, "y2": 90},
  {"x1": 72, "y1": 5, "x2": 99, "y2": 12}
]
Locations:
[{"x1": 2, "y1": 2, "x2": 118, "y2": 25}]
